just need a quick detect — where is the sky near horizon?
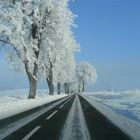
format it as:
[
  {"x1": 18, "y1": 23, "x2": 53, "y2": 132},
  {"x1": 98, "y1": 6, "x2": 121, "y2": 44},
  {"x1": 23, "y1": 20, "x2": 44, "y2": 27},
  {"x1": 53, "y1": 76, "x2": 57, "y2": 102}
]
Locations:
[{"x1": 0, "y1": 0, "x2": 140, "y2": 91}]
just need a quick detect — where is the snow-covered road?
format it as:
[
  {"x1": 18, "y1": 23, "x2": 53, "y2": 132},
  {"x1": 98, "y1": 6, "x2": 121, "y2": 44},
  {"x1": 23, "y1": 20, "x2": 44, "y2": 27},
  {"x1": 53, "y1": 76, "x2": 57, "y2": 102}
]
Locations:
[
  {"x1": 60, "y1": 94, "x2": 130, "y2": 140},
  {"x1": 83, "y1": 94, "x2": 140, "y2": 140},
  {"x1": 0, "y1": 91, "x2": 133, "y2": 140},
  {"x1": 60, "y1": 95, "x2": 90, "y2": 140}
]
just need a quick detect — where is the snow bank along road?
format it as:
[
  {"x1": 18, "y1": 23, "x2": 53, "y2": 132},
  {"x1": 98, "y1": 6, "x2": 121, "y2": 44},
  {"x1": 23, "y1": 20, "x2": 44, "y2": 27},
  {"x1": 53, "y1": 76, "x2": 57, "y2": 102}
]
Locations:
[{"x1": 1, "y1": 95, "x2": 131, "y2": 140}]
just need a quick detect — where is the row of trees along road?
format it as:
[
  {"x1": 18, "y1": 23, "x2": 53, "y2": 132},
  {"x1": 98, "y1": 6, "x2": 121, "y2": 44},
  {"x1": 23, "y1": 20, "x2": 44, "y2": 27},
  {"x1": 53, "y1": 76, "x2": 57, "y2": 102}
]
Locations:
[{"x1": 0, "y1": 0, "x2": 97, "y2": 99}]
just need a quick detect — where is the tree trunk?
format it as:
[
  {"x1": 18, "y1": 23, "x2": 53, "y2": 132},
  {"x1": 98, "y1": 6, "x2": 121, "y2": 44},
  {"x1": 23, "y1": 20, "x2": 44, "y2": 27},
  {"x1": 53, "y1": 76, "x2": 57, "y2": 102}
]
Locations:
[
  {"x1": 82, "y1": 82, "x2": 85, "y2": 93},
  {"x1": 47, "y1": 63, "x2": 54, "y2": 95},
  {"x1": 25, "y1": 61, "x2": 37, "y2": 99},
  {"x1": 28, "y1": 76, "x2": 37, "y2": 99},
  {"x1": 64, "y1": 83, "x2": 69, "y2": 94},
  {"x1": 78, "y1": 83, "x2": 81, "y2": 93},
  {"x1": 64, "y1": 83, "x2": 68, "y2": 94},
  {"x1": 67, "y1": 84, "x2": 70, "y2": 94},
  {"x1": 47, "y1": 78, "x2": 54, "y2": 95},
  {"x1": 64, "y1": 83, "x2": 67, "y2": 94},
  {"x1": 57, "y1": 82, "x2": 61, "y2": 95}
]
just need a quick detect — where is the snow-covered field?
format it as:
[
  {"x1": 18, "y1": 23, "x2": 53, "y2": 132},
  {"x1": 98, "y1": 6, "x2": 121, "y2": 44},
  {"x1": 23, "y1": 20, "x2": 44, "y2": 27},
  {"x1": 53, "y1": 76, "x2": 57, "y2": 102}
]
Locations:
[
  {"x1": 87, "y1": 90, "x2": 140, "y2": 123},
  {"x1": 85, "y1": 90, "x2": 140, "y2": 140},
  {"x1": 0, "y1": 89, "x2": 67, "y2": 120}
]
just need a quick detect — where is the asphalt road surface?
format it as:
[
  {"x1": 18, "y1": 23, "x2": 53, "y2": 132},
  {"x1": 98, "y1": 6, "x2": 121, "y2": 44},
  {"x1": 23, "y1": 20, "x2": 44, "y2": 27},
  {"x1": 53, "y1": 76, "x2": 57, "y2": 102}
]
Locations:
[
  {"x1": 79, "y1": 95, "x2": 131, "y2": 140},
  {"x1": 2, "y1": 94, "x2": 131, "y2": 140},
  {"x1": 3, "y1": 96, "x2": 74, "y2": 140}
]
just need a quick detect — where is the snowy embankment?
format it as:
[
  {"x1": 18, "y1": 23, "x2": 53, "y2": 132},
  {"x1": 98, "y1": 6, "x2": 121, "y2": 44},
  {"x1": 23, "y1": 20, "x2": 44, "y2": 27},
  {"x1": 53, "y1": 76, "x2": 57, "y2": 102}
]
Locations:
[
  {"x1": 83, "y1": 90, "x2": 140, "y2": 140},
  {"x1": 0, "y1": 89, "x2": 67, "y2": 120},
  {"x1": 87, "y1": 90, "x2": 140, "y2": 122}
]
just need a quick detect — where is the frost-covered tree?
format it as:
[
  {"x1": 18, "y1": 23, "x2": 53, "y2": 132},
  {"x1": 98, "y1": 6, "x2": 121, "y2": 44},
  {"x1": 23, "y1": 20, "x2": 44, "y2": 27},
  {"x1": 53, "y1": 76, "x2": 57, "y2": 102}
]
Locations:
[
  {"x1": 0, "y1": 0, "x2": 65, "y2": 98},
  {"x1": 56, "y1": 50, "x2": 76, "y2": 95},
  {"x1": 0, "y1": 0, "x2": 78, "y2": 97},
  {"x1": 0, "y1": 0, "x2": 40, "y2": 98},
  {"x1": 76, "y1": 61, "x2": 97, "y2": 93},
  {"x1": 54, "y1": 37, "x2": 78, "y2": 95},
  {"x1": 40, "y1": 0, "x2": 78, "y2": 95}
]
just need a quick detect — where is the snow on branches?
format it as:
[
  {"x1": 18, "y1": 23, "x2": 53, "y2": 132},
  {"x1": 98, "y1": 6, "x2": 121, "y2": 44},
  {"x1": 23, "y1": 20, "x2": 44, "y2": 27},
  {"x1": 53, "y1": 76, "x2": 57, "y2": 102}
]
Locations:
[
  {"x1": 0, "y1": 0, "x2": 97, "y2": 97},
  {"x1": 0, "y1": 0, "x2": 80, "y2": 97},
  {"x1": 76, "y1": 61, "x2": 97, "y2": 93}
]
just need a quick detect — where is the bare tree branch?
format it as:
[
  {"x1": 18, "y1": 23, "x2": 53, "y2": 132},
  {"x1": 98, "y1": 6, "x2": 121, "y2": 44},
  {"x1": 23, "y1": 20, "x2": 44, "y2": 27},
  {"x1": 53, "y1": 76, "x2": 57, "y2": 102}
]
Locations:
[{"x1": 0, "y1": 39, "x2": 10, "y2": 45}]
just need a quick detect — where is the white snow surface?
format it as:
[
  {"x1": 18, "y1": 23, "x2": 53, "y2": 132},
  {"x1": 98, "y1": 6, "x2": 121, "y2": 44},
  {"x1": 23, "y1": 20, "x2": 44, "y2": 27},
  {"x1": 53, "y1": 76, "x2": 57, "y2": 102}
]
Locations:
[
  {"x1": 84, "y1": 90, "x2": 140, "y2": 140},
  {"x1": 87, "y1": 90, "x2": 140, "y2": 122},
  {"x1": 0, "y1": 89, "x2": 67, "y2": 120}
]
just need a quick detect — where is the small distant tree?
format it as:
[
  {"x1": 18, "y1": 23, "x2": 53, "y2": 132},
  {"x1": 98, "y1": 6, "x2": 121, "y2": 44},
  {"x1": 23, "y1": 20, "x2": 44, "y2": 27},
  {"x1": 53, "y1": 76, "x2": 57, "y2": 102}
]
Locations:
[{"x1": 76, "y1": 61, "x2": 97, "y2": 93}]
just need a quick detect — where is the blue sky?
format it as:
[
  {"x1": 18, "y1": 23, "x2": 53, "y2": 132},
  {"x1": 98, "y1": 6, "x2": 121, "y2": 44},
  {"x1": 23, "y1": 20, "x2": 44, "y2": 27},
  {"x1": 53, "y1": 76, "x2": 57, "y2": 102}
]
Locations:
[
  {"x1": 70, "y1": 0, "x2": 140, "y2": 91},
  {"x1": 0, "y1": 0, "x2": 140, "y2": 91}
]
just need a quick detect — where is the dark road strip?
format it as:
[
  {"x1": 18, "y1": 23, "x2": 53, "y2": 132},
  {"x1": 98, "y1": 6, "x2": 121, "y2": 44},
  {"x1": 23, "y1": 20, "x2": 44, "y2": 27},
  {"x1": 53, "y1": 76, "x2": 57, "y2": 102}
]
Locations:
[
  {"x1": 27, "y1": 95, "x2": 75, "y2": 140},
  {"x1": 3, "y1": 95, "x2": 74, "y2": 140},
  {"x1": 79, "y1": 95, "x2": 132, "y2": 140},
  {"x1": 22, "y1": 126, "x2": 41, "y2": 140}
]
